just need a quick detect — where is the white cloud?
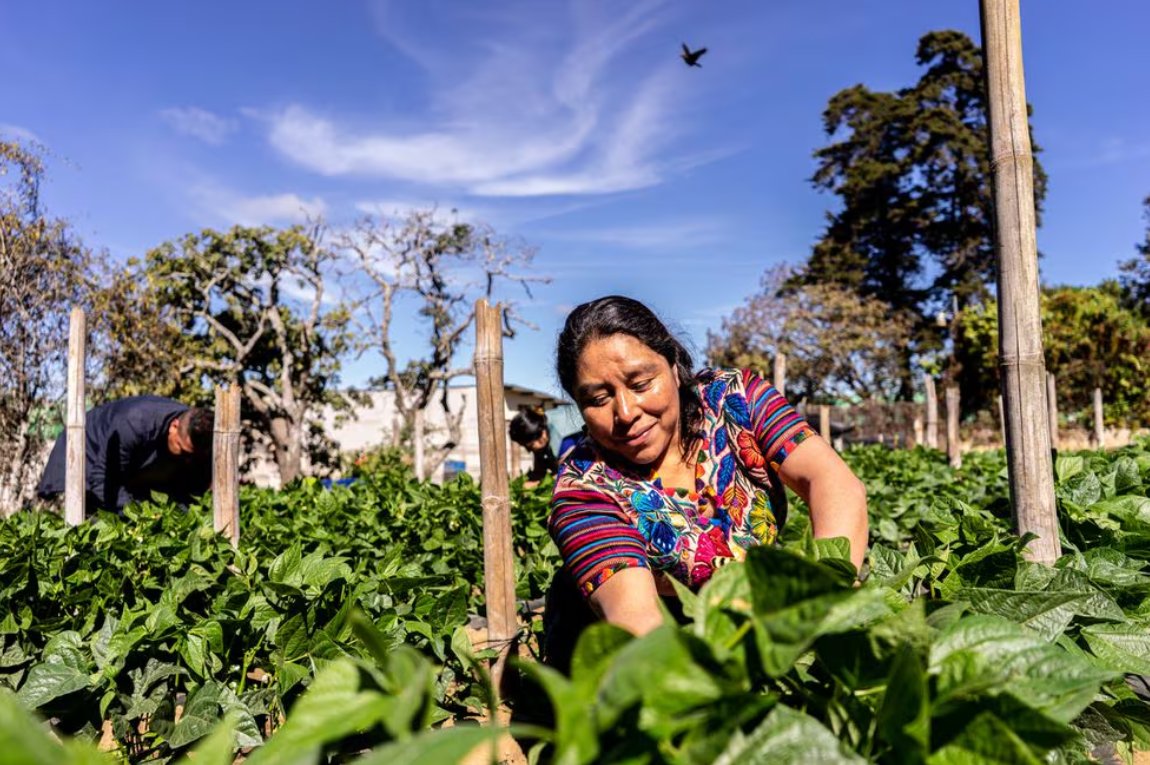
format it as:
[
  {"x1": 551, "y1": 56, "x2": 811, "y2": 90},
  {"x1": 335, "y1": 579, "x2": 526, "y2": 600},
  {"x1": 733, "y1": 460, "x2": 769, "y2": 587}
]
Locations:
[
  {"x1": 263, "y1": 0, "x2": 709, "y2": 197},
  {"x1": 189, "y1": 183, "x2": 327, "y2": 226},
  {"x1": 160, "y1": 107, "x2": 237, "y2": 145},
  {"x1": 0, "y1": 123, "x2": 42, "y2": 144},
  {"x1": 538, "y1": 215, "x2": 729, "y2": 251}
]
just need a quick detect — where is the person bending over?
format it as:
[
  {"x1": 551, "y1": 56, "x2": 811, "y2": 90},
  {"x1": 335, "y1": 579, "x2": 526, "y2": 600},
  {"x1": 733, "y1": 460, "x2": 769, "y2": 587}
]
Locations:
[
  {"x1": 544, "y1": 296, "x2": 868, "y2": 660},
  {"x1": 509, "y1": 407, "x2": 560, "y2": 483},
  {"x1": 37, "y1": 396, "x2": 215, "y2": 516}
]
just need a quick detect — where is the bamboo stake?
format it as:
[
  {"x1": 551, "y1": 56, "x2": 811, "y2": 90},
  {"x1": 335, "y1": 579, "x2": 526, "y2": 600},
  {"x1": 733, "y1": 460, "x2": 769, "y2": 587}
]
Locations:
[
  {"x1": 924, "y1": 374, "x2": 939, "y2": 450},
  {"x1": 981, "y1": 0, "x2": 1058, "y2": 563},
  {"x1": 996, "y1": 394, "x2": 1006, "y2": 448},
  {"x1": 773, "y1": 353, "x2": 786, "y2": 398},
  {"x1": 212, "y1": 384, "x2": 241, "y2": 547},
  {"x1": 64, "y1": 307, "x2": 86, "y2": 526},
  {"x1": 474, "y1": 299, "x2": 516, "y2": 692},
  {"x1": 946, "y1": 386, "x2": 962, "y2": 469},
  {"x1": 1093, "y1": 387, "x2": 1104, "y2": 449},
  {"x1": 818, "y1": 405, "x2": 831, "y2": 443},
  {"x1": 413, "y1": 408, "x2": 425, "y2": 481},
  {"x1": 1046, "y1": 373, "x2": 1059, "y2": 451}
]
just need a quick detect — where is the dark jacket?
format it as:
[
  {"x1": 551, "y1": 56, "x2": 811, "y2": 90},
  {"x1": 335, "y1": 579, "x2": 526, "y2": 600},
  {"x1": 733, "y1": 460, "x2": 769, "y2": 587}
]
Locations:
[{"x1": 37, "y1": 396, "x2": 211, "y2": 514}]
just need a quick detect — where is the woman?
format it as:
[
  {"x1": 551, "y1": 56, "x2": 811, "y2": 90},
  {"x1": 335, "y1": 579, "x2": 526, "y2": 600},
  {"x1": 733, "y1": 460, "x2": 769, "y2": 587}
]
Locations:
[{"x1": 545, "y1": 296, "x2": 868, "y2": 647}]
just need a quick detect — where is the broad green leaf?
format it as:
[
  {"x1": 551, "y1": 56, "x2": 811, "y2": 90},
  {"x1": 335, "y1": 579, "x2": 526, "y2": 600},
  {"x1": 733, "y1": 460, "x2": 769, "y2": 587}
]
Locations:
[
  {"x1": 712, "y1": 705, "x2": 864, "y2": 764},
  {"x1": 1092, "y1": 495, "x2": 1150, "y2": 531},
  {"x1": 1057, "y1": 471, "x2": 1102, "y2": 511},
  {"x1": 956, "y1": 588, "x2": 1086, "y2": 641},
  {"x1": 516, "y1": 661, "x2": 598, "y2": 765},
  {"x1": 875, "y1": 645, "x2": 930, "y2": 760},
  {"x1": 569, "y1": 622, "x2": 632, "y2": 683},
  {"x1": 695, "y1": 562, "x2": 753, "y2": 655},
  {"x1": 356, "y1": 724, "x2": 510, "y2": 765},
  {"x1": 1082, "y1": 624, "x2": 1150, "y2": 675},
  {"x1": 927, "y1": 710, "x2": 1042, "y2": 764},
  {"x1": 0, "y1": 689, "x2": 73, "y2": 764},
  {"x1": 594, "y1": 626, "x2": 741, "y2": 737},
  {"x1": 274, "y1": 612, "x2": 310, "y2": 661},
  {"x1": 246, "y1": 659, "x2": 391, "y2": 765},
  {"x1": 180, "y1": 714, "x2": 238, "y2": 765},
  {"x1": 168, "y1": 680, "x2": 223, "y2": 749},
  {"x1": 1055, "y1": 455, "x2": 1085, "y2": 484},
  {"x1": 268, "y1": 543, "x2": 303, "y2": 585},
  {"x1": 930, "y1": 615, "x2": 1116, "y2": 724},
  {"x1": 16, "y1": 658, "x2": 90, "y2": 709}
]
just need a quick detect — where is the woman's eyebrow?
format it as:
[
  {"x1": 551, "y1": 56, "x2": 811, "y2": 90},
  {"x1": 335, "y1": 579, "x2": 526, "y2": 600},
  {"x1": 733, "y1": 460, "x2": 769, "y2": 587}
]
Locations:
[{"x1": 625, "y1": 363, "x2": 661, "y2": 378}]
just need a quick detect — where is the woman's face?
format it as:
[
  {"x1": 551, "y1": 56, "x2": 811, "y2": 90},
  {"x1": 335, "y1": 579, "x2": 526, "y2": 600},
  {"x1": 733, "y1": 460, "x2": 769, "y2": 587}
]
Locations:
[{"x1": 573, "y1": 333, "x2": 681, "y2": 468}]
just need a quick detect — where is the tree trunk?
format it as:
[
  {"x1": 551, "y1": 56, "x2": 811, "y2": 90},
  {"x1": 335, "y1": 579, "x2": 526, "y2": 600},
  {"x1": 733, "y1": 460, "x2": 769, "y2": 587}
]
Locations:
[{"x1": 269, "y1": 415, "x2": 303, "y2": 485}]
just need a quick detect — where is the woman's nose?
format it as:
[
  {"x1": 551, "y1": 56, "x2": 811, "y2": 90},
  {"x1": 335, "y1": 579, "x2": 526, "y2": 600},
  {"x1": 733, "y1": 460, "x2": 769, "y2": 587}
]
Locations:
[{"x1": 614, "y1": 390, "x2": 640, "y2": 425}]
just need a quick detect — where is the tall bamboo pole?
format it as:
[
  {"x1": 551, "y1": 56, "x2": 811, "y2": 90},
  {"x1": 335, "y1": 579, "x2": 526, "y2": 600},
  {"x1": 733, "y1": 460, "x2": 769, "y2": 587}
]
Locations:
[
  {"x1": 212, "y1": 384, "x2": 241, "y2": 547},
  {"x1": 996, "y1": 394, "x2": 1006, "y2": 447},
  {"x1": 773, "y1": 353, "x2": 787, "y2": 398},
  {"x1": 924, "y1": 374, "x2": 939, "y2": 450},
  {"x1": 1093, "y1": 387, "x2": 1105, "y2": 448},
  {"x1": 981, "y1": 0, "x2": 1058, "y2": 563},
  {"x1": 413, "y1": 409, "x2": 425, "y2": 481},
  {"x1": 474, "y1": 299, "x2": 516, "y2": 692},
  {"x1": 64, "y1": 307, "x2": 86, "y2": 526},
  {"x1": 818, "y1": 405, "x2": 831, "y2": 443},
  {"x1": 946, "y1": 386, "x2": 962, "y2": 469},
  {"x1": 1046, "y1": 373, "x2": 1059, "y2": 451}
]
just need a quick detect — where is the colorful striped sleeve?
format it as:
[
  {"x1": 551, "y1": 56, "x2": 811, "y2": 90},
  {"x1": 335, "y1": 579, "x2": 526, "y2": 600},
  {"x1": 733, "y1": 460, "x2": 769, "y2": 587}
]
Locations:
[
  {"x1": 742, "y1": 369, "x2": 815, "y2": 469},
  {"x1": 548, "y1": 479, "x2": 649, "y2": 598}
]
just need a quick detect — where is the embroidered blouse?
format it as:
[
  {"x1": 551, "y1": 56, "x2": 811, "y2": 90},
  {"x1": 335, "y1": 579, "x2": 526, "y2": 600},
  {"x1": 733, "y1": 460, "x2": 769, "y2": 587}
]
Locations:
[{"x1": 548, "y1": 368, "x2": 814, "y2": 597}]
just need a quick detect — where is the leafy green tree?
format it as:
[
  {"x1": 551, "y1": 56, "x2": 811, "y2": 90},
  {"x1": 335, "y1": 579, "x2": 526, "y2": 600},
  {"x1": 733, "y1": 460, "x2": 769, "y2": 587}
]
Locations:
[
  {"x1": 801, "y1": 30, "x2": 1047, "y2": 397},
  {"x1": 707, "y1": 266, "x2": 914, "y2": 403},
  {"x1": 0, "y1": 139, "x2": 99, "y2": 515},
  {"x1": 1118, "y1": 195, "x2": 1150, "y2": 312},
  {"x1": 956, "y1": 283, "x2": 1150, "y2": 423},
  {"x1": 136, "y1": 224, "x2": 355, "y2": 484}
]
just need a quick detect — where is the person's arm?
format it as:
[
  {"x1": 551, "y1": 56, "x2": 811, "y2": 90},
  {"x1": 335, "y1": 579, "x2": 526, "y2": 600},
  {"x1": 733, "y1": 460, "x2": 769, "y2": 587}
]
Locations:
[
  {"x1": 776, "y1": 436, "x2": 869, "y2": 572},
  {"x1": 549, "y1": 480, "x2": 661, "y2": 635},
  {"x1": 741, "y1": 371, "x2": 868, "y2": 572},
  {"x1": 588, "y1": 567, "x2": 664, "y2": 635}
]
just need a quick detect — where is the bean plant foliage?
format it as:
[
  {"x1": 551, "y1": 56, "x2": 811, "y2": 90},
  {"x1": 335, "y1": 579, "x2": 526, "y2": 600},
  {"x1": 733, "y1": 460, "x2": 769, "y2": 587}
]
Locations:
[{"x1": 3, "y1": 443, "x2": 1150, "y2": 763}]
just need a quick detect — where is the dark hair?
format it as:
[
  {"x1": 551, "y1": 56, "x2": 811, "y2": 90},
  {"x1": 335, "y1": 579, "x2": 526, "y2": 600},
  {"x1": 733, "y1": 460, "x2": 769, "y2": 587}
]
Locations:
[
  {"x1": 509, "y1": 408, "x2": 548, "y2": 447},
  {"x1": 181, "y1": 407, "x2": 215, "y2": 457},
  {"x1": 556, "y1": 295, "x2": 703, "y2": 452}
]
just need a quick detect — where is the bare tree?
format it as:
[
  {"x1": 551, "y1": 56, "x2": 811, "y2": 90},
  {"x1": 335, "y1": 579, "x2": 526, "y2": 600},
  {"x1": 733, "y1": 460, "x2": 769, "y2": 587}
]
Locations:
[
  {"x1": 708, "y1": 265, "x2": 914, "y2": 403},
  {"x1": 337, "y1": 208, "x2": 545, "y2": 478}
]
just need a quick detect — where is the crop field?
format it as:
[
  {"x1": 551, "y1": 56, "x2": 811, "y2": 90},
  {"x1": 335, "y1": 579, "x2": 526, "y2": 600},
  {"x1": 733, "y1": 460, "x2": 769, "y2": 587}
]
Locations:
[{"x1": 3, "y1": 443, "x2": 1150, "y2": 764}]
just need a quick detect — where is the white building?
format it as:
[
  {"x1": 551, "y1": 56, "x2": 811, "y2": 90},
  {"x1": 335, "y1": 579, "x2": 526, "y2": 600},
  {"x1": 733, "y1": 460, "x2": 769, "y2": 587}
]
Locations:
[{"x1": 304, "y1": 382, "x2": 569, "y2": 483}]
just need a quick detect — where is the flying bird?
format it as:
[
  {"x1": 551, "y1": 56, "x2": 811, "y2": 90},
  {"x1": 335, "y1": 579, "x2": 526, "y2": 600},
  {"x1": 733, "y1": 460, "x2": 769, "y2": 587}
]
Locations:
[{"x1": 681, "y1": 43, "x2": 707, "y2": 67}]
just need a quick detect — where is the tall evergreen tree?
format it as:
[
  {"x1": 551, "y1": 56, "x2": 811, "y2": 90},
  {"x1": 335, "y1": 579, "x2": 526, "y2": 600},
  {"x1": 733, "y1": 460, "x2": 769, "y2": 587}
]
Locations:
[
  {"x1": 800, "y1": 30, "x2": 1047, "y2": 398},
  {"x1": 1118, "y1": 195, "x2": 1150, "y2": 313}
]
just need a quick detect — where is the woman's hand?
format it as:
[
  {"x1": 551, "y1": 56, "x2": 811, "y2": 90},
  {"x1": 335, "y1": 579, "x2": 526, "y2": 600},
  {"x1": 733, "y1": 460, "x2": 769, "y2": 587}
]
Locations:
[{"x1": 777, "y1": 435, "x2": 869, "y2": 573}]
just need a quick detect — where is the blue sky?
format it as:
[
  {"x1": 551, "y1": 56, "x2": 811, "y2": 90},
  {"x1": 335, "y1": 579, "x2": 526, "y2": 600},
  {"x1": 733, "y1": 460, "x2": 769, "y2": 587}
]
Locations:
[{"x1": 3, "y1": 0, "x2": 1147, "y2": 398}]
